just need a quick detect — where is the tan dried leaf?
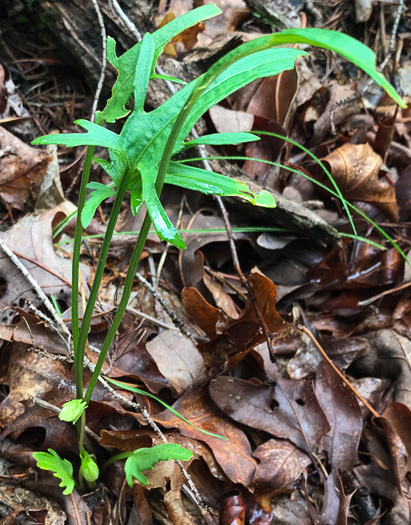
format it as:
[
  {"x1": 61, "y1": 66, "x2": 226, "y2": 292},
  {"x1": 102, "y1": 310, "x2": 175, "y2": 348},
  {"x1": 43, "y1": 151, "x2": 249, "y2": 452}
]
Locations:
[
  {"x1": 0, "y1": 127, "x2": 50, "y2": 209},
  {"x1": 322, "y1": 142, "x2": 398, "y2": 221}
]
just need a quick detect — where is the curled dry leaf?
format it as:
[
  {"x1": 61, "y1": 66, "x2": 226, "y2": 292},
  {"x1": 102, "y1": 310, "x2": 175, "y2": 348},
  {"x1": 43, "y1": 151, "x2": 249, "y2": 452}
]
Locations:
[
  {"x1": 321, "y1": 142, "x2": 398, "y2": 221},
  {"x1": 182, "y1": 269, "x2": 290, "y2": 369},
  {"x1": 221, "y1": 493, "x2": 246, "y2": 525},
  {"x1": 203, "y1": 272, "x2": 240, "y2": 319},
  {"x1": 380, "y1": 403, "x2": 411, "y2": 472},
  {"x1": 0, "y1": 126, "x2": 50, "y2": 210}
]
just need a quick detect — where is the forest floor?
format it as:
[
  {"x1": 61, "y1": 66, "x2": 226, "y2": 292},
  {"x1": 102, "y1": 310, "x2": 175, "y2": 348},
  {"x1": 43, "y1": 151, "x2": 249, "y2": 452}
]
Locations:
[{"x1": 0, "y1": 0, "x2": 410, "y2": 524}]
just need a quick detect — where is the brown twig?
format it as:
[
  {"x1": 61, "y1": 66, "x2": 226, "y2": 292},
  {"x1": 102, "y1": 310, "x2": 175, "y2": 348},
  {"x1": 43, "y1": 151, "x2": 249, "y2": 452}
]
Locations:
[
  {"x1": 298, "y1": 324, "x2": 381, "y2": 419},
  {"x1": 134, "y1": 272, "x2": 197, "y2": 342},
  {"x1": 358, "y1": 280, "x2": 411, "y2": 307}
]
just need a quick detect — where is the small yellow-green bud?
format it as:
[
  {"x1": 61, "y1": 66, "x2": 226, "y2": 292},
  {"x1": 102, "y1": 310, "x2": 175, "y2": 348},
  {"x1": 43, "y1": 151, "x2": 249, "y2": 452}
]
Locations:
[
  {"x1": 59, "y1": 399, "x2": 87, "y2": 424},
  {"x1": 80, "y1": 451, "x2": 99, "y2": 483}
]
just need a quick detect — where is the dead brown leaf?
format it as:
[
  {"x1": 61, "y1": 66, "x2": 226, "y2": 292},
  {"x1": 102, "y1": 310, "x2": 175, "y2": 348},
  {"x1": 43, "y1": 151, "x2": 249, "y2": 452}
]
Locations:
[
  {"x1": 181, "y1": 286, "x2": 221, "y2": 340},
  {"x1": 203, "y1": 272, "x2": 240, "y2": 319},
  {"x1": 183, "y1": 270, "x2": 290, "y2": 370},
  {"x1": 0, "y1": 310, "x2": 68, "y2": 355},
  {"x1": 315, "y1": 361, "x2": 362, "y2": 470},
  {"x1": 154, "y1": 387, "x2": 257, "y2": 487},
  {"x1": 0, "y1": 344, "x2": 73, "y2": 425},
  {"x1": 209, "y1": 105, "x2": 254, "y2": 134},
  {"x1": 145, "y1": 330, "x2": 207, "y2": 395},
  {"x1": 252, "y1": 438, "x2": 310, "y2": 489},
  {"x1": 321, "y1": 142, "x2": 398, "y2": 221},
  {"x1": 0, "y1": 203, "x2": 89, "y2": 325},
  {"x1": 0, "y1": 126, "x2": 50, "y2": 210},
  {"x1": 352, "y1": 329, "x2": 411, "y2": 406},
  {"x1": 209, "y1": 376, "x2": 330, "y2": 452},
  {"x1": 381, "y1": 403, "x2": 411, "y2": 463}
]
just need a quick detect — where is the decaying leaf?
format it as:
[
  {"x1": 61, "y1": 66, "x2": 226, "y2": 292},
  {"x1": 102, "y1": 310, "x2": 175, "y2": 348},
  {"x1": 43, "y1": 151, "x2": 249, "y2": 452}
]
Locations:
[
  {"x1": 209, "y1": 376, "x2": 330, "y2": 452},
  {"x1": 182, "y1": 269, "x2": 290, "y2": 370},
  {"x1": 0, "y1": 310, "x2": 69, "y2": 355},
  {"x1": 321, "y1": 142, "x2": 398, "y2": 221},
  {"x1": 351, "y1": 329, "x2": 411, "y2": 407},
  {"x1": 0, "y1": 203, "x2": 89, "y2": 325},
  {"x1": 146, "y1": 330, "x2": 207, "y2": 395},
  {"x1": 315, "y1": 361, "x2": 362, "y2": 471},
  {"x1": 0, "y1": 344, "x2": 73, "y2": 424},
  {"x1": 252, "y1": 438, "x2": 310, "y2": 489},
  {"x1": 154, "y1": 387, "x2": 257, "y2": 487},
  {"x1": 0, "y1": 126, "x2": 50, "y2": 210}
]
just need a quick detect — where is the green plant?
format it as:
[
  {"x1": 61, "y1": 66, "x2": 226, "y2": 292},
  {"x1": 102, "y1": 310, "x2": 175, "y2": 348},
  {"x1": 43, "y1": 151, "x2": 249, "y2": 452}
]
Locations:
[{"x1": 31, "y1": 4, "x2": 405, "y2": 494}]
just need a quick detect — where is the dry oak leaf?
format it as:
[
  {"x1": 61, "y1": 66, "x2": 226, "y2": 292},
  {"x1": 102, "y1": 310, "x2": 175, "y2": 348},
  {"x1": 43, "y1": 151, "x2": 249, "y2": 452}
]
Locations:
[
  {"x1": 154, "y1": 387, "x2": 257, "y2": 487},
  {"x1": 0, "y1": 203, "x2": 89, "y2": 325},
  {"x1": 321, "y1": 142, "x2": 398, "y2": 221},
  {"x1": 0, "y1": 126, "x2": 50, "y2": 209}
]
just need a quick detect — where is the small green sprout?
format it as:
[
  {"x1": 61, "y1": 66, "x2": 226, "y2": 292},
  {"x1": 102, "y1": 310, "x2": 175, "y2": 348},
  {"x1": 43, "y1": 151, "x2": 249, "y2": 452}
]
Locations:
[
  {"x1": 80, "y1": 451, "x2": 100, "y2": 483},
  {"x1": 59, "y1": 399, "x2": 88, "y2": 424}
]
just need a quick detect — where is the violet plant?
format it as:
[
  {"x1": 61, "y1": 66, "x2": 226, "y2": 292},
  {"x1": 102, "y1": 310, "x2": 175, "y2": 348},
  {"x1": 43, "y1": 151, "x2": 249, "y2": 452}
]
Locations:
[{"x1": 32, "y1": 4, "x2": 405, "y2": 493}]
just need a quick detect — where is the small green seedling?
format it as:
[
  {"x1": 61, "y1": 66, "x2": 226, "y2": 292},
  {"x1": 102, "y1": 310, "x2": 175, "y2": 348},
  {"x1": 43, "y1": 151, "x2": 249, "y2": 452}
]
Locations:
[{"x1": 32, "y1": 4, "x2": 405, "y2": 494}]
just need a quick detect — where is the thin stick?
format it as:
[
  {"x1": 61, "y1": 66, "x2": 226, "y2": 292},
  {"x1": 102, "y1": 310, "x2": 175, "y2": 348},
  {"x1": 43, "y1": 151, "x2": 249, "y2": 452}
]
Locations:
[
  {"x1": 110, "y1": 0, "x2": 142, "y2": 40},
  {"x1": 298, "y1": 324, "x2": 381, "y2": 419},
  {"x1": 134, "y1": 273, "x2": 196, "y2": 341},
  {"x1": 358, "y1": 280, "x2": 411, "y2": 307},
  {"x1": 90, "y1": 0, "x2": 107, "y2": 122}
]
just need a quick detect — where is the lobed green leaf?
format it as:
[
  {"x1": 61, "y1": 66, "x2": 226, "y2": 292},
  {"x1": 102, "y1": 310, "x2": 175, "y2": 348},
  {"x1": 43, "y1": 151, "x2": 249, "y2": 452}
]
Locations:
[
  {"x1": 81, "y1": 183, "x2": 117, "y2": 228},
  {"x1": 97, "y1": 4, "x2": 221, "y2": 123},
  {"x1": 166, "y1": 161, "x2": 276, "y2": 210},
  {"x1": 32, "y1": 120, "x2": 123, "y2": 152},
  {"x1": 133, "y1": 33, "x2": 155, "y2": 114},
  {"x1": 33, "y1": 449, "x2": 75, "y2": 495}
]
